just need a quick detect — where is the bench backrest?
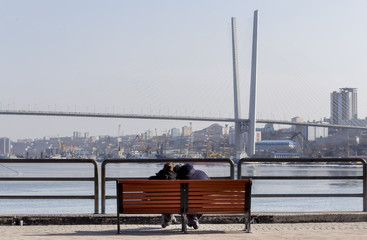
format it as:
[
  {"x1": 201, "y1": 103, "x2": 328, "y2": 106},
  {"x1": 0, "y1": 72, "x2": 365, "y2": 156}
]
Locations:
[
  {"x1": 186, "y1": 180, "x2": 251, "y2": 214},
  {"x1": 117, "y1": 179, "x2": 251, "y2": 215},
  {"x1": 117, "y1": 180, "x2": 181, "y2": 214}
]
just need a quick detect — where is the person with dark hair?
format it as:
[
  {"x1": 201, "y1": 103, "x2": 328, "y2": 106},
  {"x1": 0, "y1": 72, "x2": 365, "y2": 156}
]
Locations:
[
  {"x1": 149, "y1": 162, "x2": 177, "y2": 228},
  {"x1": 149, "y1": 162, "x2": 176, "y2": 180},
  {"x1": 176, "y1": 163, "x2": 210, "y2": 230}
]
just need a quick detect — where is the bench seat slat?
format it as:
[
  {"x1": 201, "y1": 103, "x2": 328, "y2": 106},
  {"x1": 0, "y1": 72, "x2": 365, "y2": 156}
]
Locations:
[
  {"x1": 188, "y1": 183, "x2": 247, "y2": 187},
  {"x1": 188, "y1": 191, "x2": 245, "y2": 196},
  {"x1": 189, "y1": 195, "x2": 244, "y2": 200},
  {"x1": 189, "y1": 184, "x2": 246, "y2": 188},
  {"x1": 190, "y1": 184, "x2": 245, "y2": 191},
  {"x1": 123, "y1": 200, "x2": 181, "y2": 204},
  {"x1": 189, "y1": 207, "x2": 245, "y2": 211},
  {"x1": 123, "y1": 196, "x2": 180, "y2": 200},
  {"x1": 123, "y1": 189, "x2": 182, "y2": 193},
  {"x1": 123, "y1": 183, "x2": 181, "y2": 186},
  {"x1": 188, "y1": 199, "x2": 245, "y2": 204},
  {"x1": 189, "y1": 189, "x2": 246, "y2": 193},
  {"x1": 123, "y1": 192, "x2": 180, "y2": 197},
  {"x1": 123, "y1": 208, "x2": 180, "y2": 214},
  {"x1": 188, "y1": 209, "x2": 244, "y2": 214},
  {"x1": 189, "y1": 203, "x2": 244, "y2": 207},
  {"x1": 123, "y1": 203, "x2": 180, "y2": 208},
  {"x1": 124, "y1": 185, "x2": 180, "y2": 192}
]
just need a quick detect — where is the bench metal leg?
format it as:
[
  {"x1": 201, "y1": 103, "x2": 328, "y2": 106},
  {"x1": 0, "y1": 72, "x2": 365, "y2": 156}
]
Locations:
[
  {"x1": 244, "y1": 210, "x2": 251, "y2": 233},
  {"x1": 117, "y1": 213, "x2": 121, "y2": 234},
  {"x1": 181, "y1": 214, "x2": 187, "y2": 234}
]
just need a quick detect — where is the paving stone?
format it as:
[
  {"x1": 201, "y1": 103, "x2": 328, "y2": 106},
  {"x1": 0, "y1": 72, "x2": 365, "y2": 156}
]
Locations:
[{"x1": 1, "y1": 222, "x2": 367, "y2": 240}]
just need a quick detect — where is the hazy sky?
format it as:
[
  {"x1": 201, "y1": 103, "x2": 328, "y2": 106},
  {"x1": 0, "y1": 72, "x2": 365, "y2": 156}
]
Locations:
[{"x1": 2, "y1": 0, "x2": 367, "y2": 140}]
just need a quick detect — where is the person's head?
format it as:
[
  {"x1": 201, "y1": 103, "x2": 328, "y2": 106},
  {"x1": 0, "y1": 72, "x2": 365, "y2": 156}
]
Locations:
[
  {"x1": 163, "y1": 162, "x2": 174, "y2": 172},
  {"x1": 177, "y1": 163, "x2": 194, "y2": 176},
  {"x1": 173, "y1": 163, "x2": 182, "y2": 174}
]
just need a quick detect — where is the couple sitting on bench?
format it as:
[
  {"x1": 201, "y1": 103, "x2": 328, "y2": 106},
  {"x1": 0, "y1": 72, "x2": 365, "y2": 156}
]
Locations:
[{"x1": 149, "y1": 162, "x2": 210, "y2": 230}]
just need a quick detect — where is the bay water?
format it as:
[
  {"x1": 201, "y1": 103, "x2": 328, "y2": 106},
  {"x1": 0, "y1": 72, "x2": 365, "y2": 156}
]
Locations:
[{"x1": 0, "y1": 162, "x2": 363, "y2": 213}]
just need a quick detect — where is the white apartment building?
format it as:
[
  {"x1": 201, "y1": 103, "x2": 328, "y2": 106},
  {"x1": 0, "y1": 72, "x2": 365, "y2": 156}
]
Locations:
[{"x1": 330, "y1": 88, "x2": 357, "y2": 125}]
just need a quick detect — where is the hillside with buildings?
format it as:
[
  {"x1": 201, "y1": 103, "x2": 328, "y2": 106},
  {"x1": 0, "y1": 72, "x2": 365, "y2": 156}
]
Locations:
[{"x1": 2, "y1": 88, "x2": 367, "y2": 160}]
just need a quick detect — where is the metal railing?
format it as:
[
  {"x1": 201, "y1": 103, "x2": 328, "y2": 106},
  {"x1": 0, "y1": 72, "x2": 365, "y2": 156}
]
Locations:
[
  {"x1": 101, "y1": 158, "x2": 235, "y2": 213},
  {"x1": 3, "y1": 158, "x2": 365, "y2": 213},
  {"x1": 237, "y1": 158, "x2": 367, "y2": 212},
  {"x1": 0, "y1": 159, "x2": 99, "y2": 214}
]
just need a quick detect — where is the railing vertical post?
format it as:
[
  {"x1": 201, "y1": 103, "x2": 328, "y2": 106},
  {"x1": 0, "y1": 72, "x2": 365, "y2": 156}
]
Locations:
[
  {"x1": 93, "y1": 161, "x2": 99, "y2": 214},
  {"x1": 230, "y1": 161, "x2": 235, "y2": 179},
  {"x1": 237, "y1": 159, "x2": 243, "y2": 180},
  {"x1": 363, "y1": 159, "x2": 367, "y2": 212},
  {"x1": 101, "y1": 160, "x2": 107, "y2": 214}
]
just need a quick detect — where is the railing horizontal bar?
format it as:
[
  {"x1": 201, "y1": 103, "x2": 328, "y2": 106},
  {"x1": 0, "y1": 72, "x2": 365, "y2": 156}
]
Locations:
[
  {"x1": 0, "y1": 159, "x2": 98, "y2": 164},
  {"x1": 0, "y1": 195, "x2": 95, "y2": 199},
  {"x1": 106, "y1": 196, "x2": 117, "y2": 199},
  {"x1": 253, "y1": 194, "x2": 363, "y2": 198},
  {"x1": 105, "y1": 176, "x2": 230, "y2": 181},
  {"x1": 240, "y1": 176, "x2": 363, "y2": 180},
  {"x1": 105, "y1": 178, "x2": 147, "y2": 181},
  {"x1": 0, "y1": 178, "x2": 95, "y2": 181},
  {"x1": 103, "y1": 158, "x2": 233, "y2": 164},
  {"x1": 239, "y1": 158, "x2": 365, "y2": 164}
]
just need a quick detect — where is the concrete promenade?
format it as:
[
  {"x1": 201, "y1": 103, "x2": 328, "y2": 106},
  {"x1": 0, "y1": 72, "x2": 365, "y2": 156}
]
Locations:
[
  {"x1": 2, "y1": 212, "x2": 367, "y2": 225},
  {"x1": 1, "y1": 212, "x2": 367, "y2": 239},
  {"x1": 1, "y1": 222, "x2": 367, "y2": 240}
]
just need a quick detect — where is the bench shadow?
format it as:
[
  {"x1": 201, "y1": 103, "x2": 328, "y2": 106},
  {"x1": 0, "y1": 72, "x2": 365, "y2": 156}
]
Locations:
[{"x1": 43, "y1": 226, "x2": 227, "y2": 237}]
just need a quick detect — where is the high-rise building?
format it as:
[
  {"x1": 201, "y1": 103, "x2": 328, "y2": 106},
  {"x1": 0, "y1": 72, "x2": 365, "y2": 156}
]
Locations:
[
  {"x1": 330, "y1": 88, "x2": 357, "y2": 125},
  {"x1": 84, "y1": 132, "x2": 90, "y2": 139},
  {"x1": 222, "y1": 124, "x2": 229, "y2": 135},
  {"x1": 181, "y1": 122, "x2": 193, "y2": 137},
  {"x1": 73, "y1": 131, "x2": 82, "y2": 139},
  {"x1": 0, "y1": 137, "x2": 11, "y2": 155},
  {"x1": 170, "y1": 128, "x2": 180, "y2": 137},
  {"x1": 182, "y1": 125, "x2": 192, "y2": 137}
]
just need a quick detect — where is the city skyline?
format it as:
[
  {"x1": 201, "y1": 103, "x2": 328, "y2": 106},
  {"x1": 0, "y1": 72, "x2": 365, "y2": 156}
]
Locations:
[{"x1": 2, "y1": 1, "x2": 367, "y2": 140}]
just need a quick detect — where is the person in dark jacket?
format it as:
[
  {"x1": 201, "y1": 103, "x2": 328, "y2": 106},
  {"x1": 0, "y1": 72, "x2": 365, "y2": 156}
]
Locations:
[
  {"x1": 149, "y1": 162, "x2": 177, "y2": 228},
  {"x1": 176, "y1": 163, "x2": 210, "y2": 229},
  {"x1": 149, "y1": 162, "x2": 177, "y2": 180}
]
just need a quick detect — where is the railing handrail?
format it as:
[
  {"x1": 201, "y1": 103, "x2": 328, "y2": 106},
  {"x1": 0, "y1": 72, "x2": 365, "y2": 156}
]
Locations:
[
  {"x1": 3, "y1": 157, "x2": 364, "y2": 213},
  {"x1": 0, "y1": 158, "x2": 99, "y2": 213},
  {"x1": 237, "y1": 157, "x2": 367, "y2": 212},
  {"x1": 101, "y1": 158, "x2": 235, "y2": 214}
]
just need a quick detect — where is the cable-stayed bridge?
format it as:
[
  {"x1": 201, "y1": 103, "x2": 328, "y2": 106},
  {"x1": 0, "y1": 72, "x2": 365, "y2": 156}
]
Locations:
[
  {"x1": 1, "y1": 110, "x2": 367, "y2": 131},
  {"x1": 3, "y1": 11, "x2": 367, "y2": 158}
]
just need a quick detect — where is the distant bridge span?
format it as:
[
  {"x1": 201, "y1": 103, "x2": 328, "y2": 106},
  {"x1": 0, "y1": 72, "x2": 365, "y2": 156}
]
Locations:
[{"x1": 1, "y1": 110, "x2": 367, "y2": 130}]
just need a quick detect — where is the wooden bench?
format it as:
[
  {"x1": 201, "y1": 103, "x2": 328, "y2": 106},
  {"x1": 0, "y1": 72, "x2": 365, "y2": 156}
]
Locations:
[{"x1": 116, "y1": 179, "x2": 252, "y2": 234}]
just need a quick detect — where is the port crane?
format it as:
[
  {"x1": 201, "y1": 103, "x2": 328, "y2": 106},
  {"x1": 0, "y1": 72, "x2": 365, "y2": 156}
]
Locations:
[
  {"x1": 163, "y1": 130, "x2": 170, "y2": 155},
  {"x1": 134, "y1": 134, "x2": 152, "y2": 154},
  {"x1": 134, "y1": 135, "x2": 147, "y2": 151},
  {"x1": 57, "y1": 136, "x2": 65, "y2": 156},
  {"x1": 72, "y1": 141, "x2": 77, "y2": 156}
]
